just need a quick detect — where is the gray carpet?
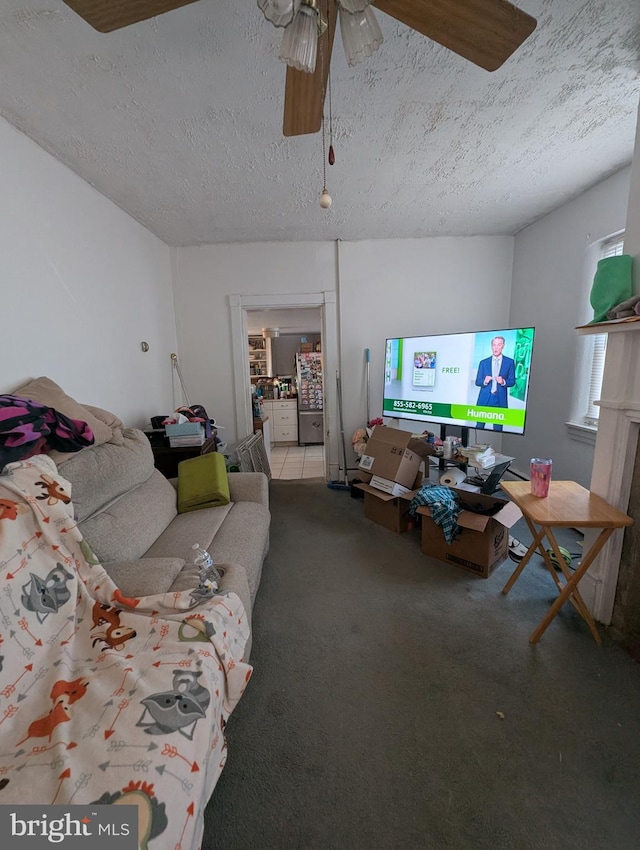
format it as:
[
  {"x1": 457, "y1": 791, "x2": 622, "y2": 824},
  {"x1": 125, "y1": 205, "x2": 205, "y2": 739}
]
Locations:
[{"x1": 204, "y1": 479, "x2": 640, "y2": 849}]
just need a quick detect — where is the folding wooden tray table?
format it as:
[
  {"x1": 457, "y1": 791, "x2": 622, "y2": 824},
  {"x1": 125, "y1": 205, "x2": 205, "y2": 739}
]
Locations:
[{"x1": 500, "y1": 480, "x2": 633, "y2": 645}]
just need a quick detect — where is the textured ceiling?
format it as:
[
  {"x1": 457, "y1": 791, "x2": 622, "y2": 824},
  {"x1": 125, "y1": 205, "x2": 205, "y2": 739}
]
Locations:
[{"x1": 0, "y1": 0, "x2": 639, "y2": 246}]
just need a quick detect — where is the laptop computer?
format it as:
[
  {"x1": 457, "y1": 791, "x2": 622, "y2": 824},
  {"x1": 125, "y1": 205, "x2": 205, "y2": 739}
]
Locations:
[{"x1": 465, "y1": 458, "x2": 513, "y2": 495}]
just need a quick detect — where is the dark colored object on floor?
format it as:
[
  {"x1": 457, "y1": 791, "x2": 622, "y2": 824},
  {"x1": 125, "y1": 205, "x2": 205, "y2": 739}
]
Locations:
[
  {"x1": 327, "y1": 479, "x2": 350, "y2": 491},
  {"x1": 350, "y1": 478, "x2": 366, "y2": 499}
]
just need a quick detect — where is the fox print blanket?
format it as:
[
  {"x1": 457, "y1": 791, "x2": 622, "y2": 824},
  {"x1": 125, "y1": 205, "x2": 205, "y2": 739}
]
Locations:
[{"x1": 0, "y1": 454, "x2": 252, "y2": 850}]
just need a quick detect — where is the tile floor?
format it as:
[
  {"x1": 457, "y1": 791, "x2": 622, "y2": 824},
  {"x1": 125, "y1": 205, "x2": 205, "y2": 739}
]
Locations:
[{"x1": 270, "y1": 445, "x2": 325, "y2": 479}]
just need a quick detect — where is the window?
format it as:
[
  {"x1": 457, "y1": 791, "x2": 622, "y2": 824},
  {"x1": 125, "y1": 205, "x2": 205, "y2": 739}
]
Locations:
[{"x1": 583, "y1": 236, "x2": 625, "y2": 426}]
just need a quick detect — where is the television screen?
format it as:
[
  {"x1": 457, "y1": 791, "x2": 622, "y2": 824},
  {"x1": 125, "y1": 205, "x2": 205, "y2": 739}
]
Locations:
[{"x1": 383, "y1": 327, "x2": 535, "y2": 435}]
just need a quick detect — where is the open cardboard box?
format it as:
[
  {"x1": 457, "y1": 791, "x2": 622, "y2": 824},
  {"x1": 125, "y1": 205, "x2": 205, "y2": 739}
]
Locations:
[
  {"x1": 358, "y1": 426, "x2": 422, "y2": 493},
  {"x1": 354, "y1": 470, "x2": 423, "y2": 534},
  {"x1": 416, "y1": 489, "x2": 522, "y2": 577}
]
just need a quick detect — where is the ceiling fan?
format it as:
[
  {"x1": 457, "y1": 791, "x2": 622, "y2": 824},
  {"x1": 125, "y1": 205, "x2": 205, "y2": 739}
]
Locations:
[{"x1": 62, "y1": 0, "x2": 537, "y2": 137}]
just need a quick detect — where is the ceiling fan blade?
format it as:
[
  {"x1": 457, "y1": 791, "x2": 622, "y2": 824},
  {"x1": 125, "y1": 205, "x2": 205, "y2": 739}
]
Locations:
[
  {"x1": 373, "y1": 0, "x2": 537, "y2": 71},
  {"x1": 283, "y1": 2, "x2": 337, "y2": 137},
  {"x1": 62, "y1": 0, "x2": 200, "y2": 33}
]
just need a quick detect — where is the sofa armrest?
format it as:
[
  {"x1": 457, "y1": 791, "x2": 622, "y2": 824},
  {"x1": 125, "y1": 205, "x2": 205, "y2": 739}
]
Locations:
[
  {"x1": 169, "y1": 562, "x2": 254, "y2": 660},
  {"x1": 228, "y1": 472, "x2": 269, "y2": 509}
]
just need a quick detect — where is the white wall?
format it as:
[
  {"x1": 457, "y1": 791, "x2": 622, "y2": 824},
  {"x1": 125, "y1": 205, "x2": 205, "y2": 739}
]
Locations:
[
  {"x1": 173, "y1": 237, "x2": 515, "y2": 462},
  {"x1": 0, "y1": 118, "x2": 177, "y2": 428},
  {"x1": 624, "y1": 102, "x2": 640, "y2": 291},
  {"x1": 337, "y1": 237, "x2": 515, "y2": 460},
  {"x1": 503, "y1": 167, "x2": 631, "y2": 485},
  {"x1": 172, "y1": 242, "x2": 336, "y2": 442}
]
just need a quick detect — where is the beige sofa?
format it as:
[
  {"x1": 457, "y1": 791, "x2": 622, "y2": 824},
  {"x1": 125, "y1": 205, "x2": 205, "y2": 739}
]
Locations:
[
  {"x1": 1, "y1": 402, "x2": 270, "y2": 849},
  {"x1": 57, "y1": 426, "x2": 270, "y2": 658}
]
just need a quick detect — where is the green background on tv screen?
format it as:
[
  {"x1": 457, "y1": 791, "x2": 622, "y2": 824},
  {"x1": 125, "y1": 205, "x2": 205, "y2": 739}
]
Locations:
[{"x1": 511, "y1": 327, "x2": 534, "y2": 403}]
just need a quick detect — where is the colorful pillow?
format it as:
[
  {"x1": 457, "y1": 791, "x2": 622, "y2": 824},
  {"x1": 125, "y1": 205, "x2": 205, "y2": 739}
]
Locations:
[{"x1": 11, "y1": 377, "x2": 113, "y2": 447}]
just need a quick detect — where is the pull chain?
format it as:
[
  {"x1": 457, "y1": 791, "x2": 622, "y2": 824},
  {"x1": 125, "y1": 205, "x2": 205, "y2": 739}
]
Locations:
[
  {"x1": 319, "y1": 0, "x2": 332, "y2": 209},
  {"x1": 328, "y1": 64, "x2": 335, "y2": 166}
]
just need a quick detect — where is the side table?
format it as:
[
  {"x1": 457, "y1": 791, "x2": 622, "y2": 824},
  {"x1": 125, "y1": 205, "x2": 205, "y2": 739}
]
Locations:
[
  {"x1": 150, "y1": 445, "x2": 204, "y2": 478},
  {"x1": 500, "y1": 480, "x2": 633, "y2": 645}
]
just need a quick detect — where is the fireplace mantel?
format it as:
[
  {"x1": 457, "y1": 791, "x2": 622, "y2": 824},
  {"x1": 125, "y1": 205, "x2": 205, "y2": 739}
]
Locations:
[
  {"x1": 576, "y1": 316, "x2": 640, "y2": 336},
  {"x1": 575, "y1": 317, "x2": 640, "y2": 623}
]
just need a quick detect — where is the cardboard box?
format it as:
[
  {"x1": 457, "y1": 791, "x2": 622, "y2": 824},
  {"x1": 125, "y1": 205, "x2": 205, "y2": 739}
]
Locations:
[
  {"x1": 354, "y1": 482, "x2": 418, "y2": 534},
  {"x1": 358, "y1": 426, "x2": 421, "y2": 490},
  {"x1": 416, "y1": 489, "x2": 522, "y2": 578}
]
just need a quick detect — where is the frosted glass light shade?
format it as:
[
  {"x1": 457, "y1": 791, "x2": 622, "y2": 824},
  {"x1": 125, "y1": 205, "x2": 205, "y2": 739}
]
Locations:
[
  {"x1": 339, "y1": 5, "x2": 383, "y2": 67},
  {"x1": 337, "y1": 0, "x2": 372, "y2": 13},
  {"x1": 258, "y1": 0, "x2": 301, "y2": 29},
  {"x1": 278, "y1": 5, "x2": 318, "y2": 74}
]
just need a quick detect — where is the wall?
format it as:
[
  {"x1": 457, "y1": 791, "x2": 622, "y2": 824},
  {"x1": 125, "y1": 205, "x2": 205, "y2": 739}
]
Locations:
[
  {"x1": 503, "y1": 167, "x2": 631, "y2": 486},
  {"x1": 172, "y1": 242, "x2": 336, "y2": 441},
  {"x1": 271, "y1": 333, "x2": 321, "y2": 377},
  {"x1": 337, "y1": 238, "x2": 515, "y2": 462},
  {"x1": 624, "y1": 102, "x2": 640, "y2": 293},
  {"x1": 173, "y1": 237, "x2": 515, "y2": 459},
  {"x1": 0, "y1": 118, "x2": 177, "y2": 428}
]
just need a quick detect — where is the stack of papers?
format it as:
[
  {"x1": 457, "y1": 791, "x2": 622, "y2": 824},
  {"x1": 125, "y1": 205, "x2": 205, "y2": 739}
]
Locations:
[{"x1": 459, "y1": 444, "x2": 496, "y2": 468}]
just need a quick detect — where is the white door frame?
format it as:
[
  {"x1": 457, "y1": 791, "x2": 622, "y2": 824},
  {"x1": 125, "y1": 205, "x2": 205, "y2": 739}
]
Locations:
[{"x1": 229, "y1": 291, "x2": 339, "y2": 481}]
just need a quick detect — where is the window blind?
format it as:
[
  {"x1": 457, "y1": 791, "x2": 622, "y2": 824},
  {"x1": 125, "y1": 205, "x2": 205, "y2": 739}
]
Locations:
[{"x1": 584, "y1": 236, "x2": 624, "y2": 425}]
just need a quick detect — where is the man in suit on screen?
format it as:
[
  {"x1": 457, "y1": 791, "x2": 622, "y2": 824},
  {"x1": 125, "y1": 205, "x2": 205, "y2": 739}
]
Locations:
[{"x1": 474, "y1": 336, "x2": 516, "y2": 431}]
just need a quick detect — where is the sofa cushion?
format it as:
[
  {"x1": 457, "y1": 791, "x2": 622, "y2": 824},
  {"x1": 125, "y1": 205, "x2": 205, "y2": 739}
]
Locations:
[
  {"x1": 81, "y1": 404, "x2": 125, "y2": 446},
  {"x1": 11, "y1": 377, "x2": 113, "y2": 446},
  {"x1": 48, "y1": 404, "x2": 126, "y2": 465},
  {"x1": 142, "y1": 503, "x2": 234, "y2": 562},
  {"x1": 207, "y1": 502, "x2": 270, "y2": 603},
  {"x1": 103, "y1": 557, "x2": 186, "y2": 597},
  {"x1": 79, "y1": 470, "x2": 178, "y2": 562},
  {"x1": 60, "y1": 429, "x2": 158, "y2": 522}
]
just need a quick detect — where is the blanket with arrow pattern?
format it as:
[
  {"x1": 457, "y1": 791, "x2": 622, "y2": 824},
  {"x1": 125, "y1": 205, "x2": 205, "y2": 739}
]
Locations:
[{"x1": 0, "y1": 453, "x2": 252, "y2": 850}]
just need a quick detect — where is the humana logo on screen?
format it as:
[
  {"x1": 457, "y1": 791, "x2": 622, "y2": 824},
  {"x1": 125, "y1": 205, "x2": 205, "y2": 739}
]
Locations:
[{"x1": 466, "y1": 409, "x2": 505, "y2": 421}]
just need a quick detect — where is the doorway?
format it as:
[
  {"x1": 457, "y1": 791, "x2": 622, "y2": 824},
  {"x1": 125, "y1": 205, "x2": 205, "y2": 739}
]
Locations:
[
  {"x1": 229, "y1": 291, "x2": 339, "y2": 483},
  {"x1": 249, "y1": 307, "x2": 324, "y2": 480}
]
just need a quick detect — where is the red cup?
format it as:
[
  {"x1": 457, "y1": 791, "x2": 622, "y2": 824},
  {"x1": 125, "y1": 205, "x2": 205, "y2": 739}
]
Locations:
[{"x1": 530, "y1": 458, "x2": 552, "y2": 497}]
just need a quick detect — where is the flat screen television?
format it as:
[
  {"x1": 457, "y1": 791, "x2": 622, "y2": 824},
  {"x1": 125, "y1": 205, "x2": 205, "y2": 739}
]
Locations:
[{"x1": 383, "y1": 327, "x2": 535, "y2": 435}]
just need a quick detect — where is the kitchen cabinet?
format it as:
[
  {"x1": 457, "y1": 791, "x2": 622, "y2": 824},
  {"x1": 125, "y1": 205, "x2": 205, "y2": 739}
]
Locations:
[
  {"x1": 248, "y1": 335, "x2": 272, "y2": 379},
  {"x1": 263, "y1": 399, "x2": 298, "y2": 445}
]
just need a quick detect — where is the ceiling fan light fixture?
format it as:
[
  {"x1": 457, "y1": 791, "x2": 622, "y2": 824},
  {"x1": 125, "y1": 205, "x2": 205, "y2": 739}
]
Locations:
[
  {"x1": 258, "y1": 0, "x2": 301, "y2": 29},
  {"x1": 337, "y1": 0, "x2": 372, "y2": 14},
  {"x1": 278, "y1": 1, "x2": 319, "y2": 74},
  {"x1": 339, "y1": 5, "x2": 383, "y2": 67}
]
